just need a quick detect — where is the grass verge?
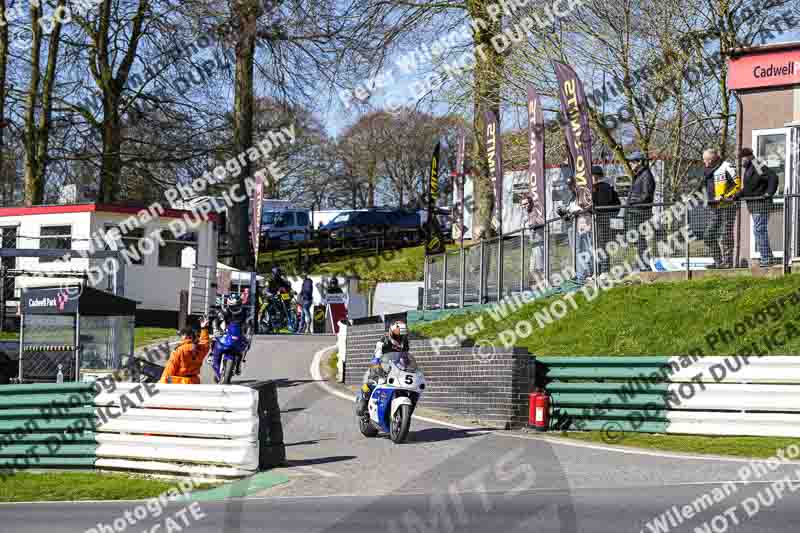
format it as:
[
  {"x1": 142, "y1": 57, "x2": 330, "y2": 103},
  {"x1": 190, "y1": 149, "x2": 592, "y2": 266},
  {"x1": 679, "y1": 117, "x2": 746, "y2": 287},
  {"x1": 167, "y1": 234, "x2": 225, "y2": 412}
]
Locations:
[
  {"x1": 557, "y1": 431, "x2": 798, "y2": 459},
  {"x1": 259, "y1": 243, "x2": 464, "y2": 286},
  {"x1": 134, "y1": 327, "x2": 176, "y2": 349},
  {"x1": 2, "y1": 327, "x2": 172, "y2": 348},
  {"x1": 0, "y1": 472, "x2": 216, "y2": 502},
  {"x1": 327, "y1": 350, "x2": 339, "y2": 377},
  {"x1": 413, "y1": 274, "x2": 800, "y2": 356}
]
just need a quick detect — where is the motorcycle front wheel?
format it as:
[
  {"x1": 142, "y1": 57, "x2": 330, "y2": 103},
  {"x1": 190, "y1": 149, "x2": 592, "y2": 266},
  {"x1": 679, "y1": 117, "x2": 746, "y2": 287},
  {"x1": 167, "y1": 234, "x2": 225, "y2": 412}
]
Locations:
[
  {"x1": 221, "y1": 359, "x2": 235, "y2": 385},
  {"x1": 390, "y1": 405, "x2": 412, "y2": 444}
]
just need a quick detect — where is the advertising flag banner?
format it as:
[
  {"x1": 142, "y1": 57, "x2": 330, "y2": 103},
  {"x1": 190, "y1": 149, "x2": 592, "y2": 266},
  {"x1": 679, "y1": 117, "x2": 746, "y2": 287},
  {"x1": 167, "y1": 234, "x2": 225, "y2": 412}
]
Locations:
[
  {"x1": 484, "y1": 110, "x2": 503, "y2": 234},
  {"x1": 553, "y1": 61, "x2": 593, "y2": 209},
  {"x1": 425, "y1": 142, "x2": 446, "y2": 255},
  {"x1": 526, "y1": 86, "x2": 546, "y2": 227},
  {"x1": 454, "y1": 132, "x2": 466, "y2": 242},
  {"x1": 251, "y1": 171, "x2": 265, "y2": 260}
]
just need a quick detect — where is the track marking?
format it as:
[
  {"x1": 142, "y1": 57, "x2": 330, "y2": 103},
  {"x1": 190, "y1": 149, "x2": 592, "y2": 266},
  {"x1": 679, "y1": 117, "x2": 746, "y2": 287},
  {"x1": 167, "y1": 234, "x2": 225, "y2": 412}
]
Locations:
[
  {"x1": 293, "y1": 465, "x2": 341, "y2": 478},
  {"x1": 495, "y1": 431, "x2": 800, "y2": 465}
]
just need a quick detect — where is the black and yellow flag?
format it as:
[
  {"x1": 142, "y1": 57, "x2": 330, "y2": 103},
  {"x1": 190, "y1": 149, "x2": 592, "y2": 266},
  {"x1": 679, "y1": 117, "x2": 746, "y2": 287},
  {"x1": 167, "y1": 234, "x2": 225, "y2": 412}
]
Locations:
[{"x1": 425, "y1": 142, "x2": 445, "y2": 255}]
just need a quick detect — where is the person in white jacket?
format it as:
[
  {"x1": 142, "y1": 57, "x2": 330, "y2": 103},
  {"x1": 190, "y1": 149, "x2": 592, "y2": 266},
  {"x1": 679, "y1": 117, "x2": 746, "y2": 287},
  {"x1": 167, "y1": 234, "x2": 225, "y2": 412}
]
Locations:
[{"x1": 557, "y1": 175, "x2": 593, "y2": 283}]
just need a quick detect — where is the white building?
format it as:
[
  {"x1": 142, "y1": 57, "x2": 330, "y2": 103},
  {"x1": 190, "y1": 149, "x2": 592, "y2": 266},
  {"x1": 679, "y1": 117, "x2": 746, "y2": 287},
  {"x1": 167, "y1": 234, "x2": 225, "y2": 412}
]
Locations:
[{"x1": 0, "y1": 203, "x2": 218, "y2": 327}]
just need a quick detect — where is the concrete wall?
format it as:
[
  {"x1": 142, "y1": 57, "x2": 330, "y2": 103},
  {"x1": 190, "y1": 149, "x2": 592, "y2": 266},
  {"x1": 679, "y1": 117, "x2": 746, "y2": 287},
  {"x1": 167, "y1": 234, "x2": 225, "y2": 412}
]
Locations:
[{"x1": 343, "y1": 320, "x2": 533, "y2": 429}]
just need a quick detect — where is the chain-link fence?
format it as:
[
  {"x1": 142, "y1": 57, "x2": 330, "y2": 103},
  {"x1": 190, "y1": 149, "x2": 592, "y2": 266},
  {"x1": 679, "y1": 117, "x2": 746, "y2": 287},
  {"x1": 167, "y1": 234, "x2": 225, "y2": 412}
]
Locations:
[
  {"x1": 20, "y1": 315, "x2": 76, "y2": 382},
  {"x1": 18, "y1": 314, "x2": 135, "y2": 382},
  {"x1": 424, "y1": 195, "x2": 795, "y2": 310}
]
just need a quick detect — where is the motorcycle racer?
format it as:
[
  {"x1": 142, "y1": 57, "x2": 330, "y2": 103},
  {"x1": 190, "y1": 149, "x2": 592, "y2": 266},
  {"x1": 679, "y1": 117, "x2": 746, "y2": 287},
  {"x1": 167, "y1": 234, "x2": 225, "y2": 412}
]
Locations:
[
  {"x1": 356, "y1": 320, "x2": 409, "y2": 416},
  {"x1": 210, "y1": 293, "x2": 249, "y2": 378}
]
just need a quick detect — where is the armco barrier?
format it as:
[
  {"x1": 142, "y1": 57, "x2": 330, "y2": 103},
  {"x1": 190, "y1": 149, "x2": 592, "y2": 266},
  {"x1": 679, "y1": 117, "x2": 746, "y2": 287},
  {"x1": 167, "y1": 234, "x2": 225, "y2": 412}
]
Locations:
[
  {"x1": 95, "y1": 383, "x2": 263, "y2": 479},
  {"x1": 0, "y1": 380, "x2": 285, "y2": 480},
  {"x1": 0, "y1": 383, "x2": 97, "y2": 474},
  {"x1": 541, "y1": 356, "x2": 800, "y2": 438},
  {"x1": 345, "y1": 321, "x2": 532, "y2": 428}
]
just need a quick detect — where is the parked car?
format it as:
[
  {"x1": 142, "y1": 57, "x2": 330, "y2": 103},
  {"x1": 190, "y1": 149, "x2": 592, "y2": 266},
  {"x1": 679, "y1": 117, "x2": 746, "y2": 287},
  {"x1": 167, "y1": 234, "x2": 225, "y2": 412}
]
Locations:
[
  {"x1": 320, "y1": 209, "x2": 422, "y2": 246},
  {"x1": 261, "y1": 208, "x2": 312, "y2": 243}
]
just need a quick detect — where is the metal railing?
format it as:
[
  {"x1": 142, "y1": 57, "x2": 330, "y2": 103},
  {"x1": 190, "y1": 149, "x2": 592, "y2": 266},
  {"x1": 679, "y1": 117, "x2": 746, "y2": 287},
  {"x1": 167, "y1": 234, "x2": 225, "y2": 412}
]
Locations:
[
  {"x1": 188, "y1": 264, "x2": 214, "y2": 316},
  {"x1": 424, "y1": 194, "x2": 796, "y2": 310}
]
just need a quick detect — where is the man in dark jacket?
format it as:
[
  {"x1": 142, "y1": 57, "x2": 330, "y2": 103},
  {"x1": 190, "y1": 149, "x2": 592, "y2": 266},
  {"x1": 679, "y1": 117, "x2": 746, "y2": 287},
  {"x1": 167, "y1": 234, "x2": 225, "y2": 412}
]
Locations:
[
  {"x1": 735, "y1": 147, "x2": 779, "y2": 267},
  {"x1": 592, "y1": 166, "x2": 621, "y2": 275},
  {"x1": 299, "y1": 274, "x2": 314, "y2": 334},
  {"x1": 624, "y1": 151, "x2": 656, "y2": 271}
]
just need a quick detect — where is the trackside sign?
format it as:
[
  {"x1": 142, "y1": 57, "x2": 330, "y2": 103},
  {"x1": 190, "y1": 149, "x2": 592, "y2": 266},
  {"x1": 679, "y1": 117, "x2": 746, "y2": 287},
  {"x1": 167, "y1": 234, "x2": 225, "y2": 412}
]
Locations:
[{"x1": 728, "y1": 47, "x2": 800, "y2": 90}]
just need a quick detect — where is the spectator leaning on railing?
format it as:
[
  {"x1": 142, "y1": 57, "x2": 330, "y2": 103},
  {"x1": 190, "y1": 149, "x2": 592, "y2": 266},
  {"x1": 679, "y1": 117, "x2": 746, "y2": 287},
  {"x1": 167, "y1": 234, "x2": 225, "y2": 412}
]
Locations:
[
  {"x1": 733, "y1": 147, "x2": 779, "y2": 268},
  {"x1": 557, "y1": 174, "x2": 593, "y2": 284},
  {"x1": 624, "y1": 151, "x2": 656, "y2": 272},
  {"x1": 591, "y1": 166, "x2": 621, "y2": 275},
  {"x1": 521, "y1": 193, "x2": 545, "y2": 274},
  {"x1": 699, "y1": 148, "x2": 741, "y2": 269}
]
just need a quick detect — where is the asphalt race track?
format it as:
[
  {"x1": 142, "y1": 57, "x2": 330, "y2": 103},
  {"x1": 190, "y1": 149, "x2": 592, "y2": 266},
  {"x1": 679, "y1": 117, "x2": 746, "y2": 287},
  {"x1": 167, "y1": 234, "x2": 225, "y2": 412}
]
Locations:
[{"x1": 3, "y1": 335, "x2": 800, "y2": 533}]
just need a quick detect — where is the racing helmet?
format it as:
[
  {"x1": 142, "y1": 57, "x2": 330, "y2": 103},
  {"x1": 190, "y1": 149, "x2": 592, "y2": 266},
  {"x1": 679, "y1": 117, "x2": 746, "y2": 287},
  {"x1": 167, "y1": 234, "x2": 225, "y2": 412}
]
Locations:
[
  {"x1": 226, "y1": 292, "x2": 242, "y2": 308},
  {"x1": 329, "y1": 276, "x2": 339, "y2": 289},
  {"x1": 271, "y1": 265, "x2": 282, "y2": 277},
  {"x1": 389, "y1": 320, "x2": 408, "y2": 340}
]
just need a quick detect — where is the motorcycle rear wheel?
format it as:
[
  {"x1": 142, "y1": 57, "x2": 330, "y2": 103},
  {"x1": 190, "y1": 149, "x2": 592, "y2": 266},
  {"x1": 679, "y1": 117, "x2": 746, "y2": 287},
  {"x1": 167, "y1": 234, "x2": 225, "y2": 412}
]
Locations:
[
  {"x1": 390, "y1": 405, "x2": 412, "y2": 444},
  {"x1": 221, "y1": 359, "x2": 235, "y2": 385}
]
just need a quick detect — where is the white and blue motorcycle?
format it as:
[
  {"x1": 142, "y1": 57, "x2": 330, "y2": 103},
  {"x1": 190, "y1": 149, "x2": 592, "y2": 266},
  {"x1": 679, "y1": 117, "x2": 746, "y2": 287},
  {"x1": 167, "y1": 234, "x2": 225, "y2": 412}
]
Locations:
[{"x1": 355, "y1": 351, "x2": 425, "y2": 444}]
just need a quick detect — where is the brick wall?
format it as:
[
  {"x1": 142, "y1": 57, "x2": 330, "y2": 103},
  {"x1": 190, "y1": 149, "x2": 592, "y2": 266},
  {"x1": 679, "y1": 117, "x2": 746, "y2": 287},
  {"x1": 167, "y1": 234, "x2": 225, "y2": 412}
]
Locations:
[{"x1": 343, "y1": 321, "x2": 533, "y2": 429}]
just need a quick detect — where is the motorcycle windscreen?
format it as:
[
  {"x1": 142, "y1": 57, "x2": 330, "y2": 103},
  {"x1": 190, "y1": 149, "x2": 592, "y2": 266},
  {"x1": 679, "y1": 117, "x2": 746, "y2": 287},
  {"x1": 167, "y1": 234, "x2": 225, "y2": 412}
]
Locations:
[
  {"x1": 387, "y1": 352, "x2": 417, "y2": 372},
  {"x1": 373, "y1": 387, "x2": 396, "y2": 433}
]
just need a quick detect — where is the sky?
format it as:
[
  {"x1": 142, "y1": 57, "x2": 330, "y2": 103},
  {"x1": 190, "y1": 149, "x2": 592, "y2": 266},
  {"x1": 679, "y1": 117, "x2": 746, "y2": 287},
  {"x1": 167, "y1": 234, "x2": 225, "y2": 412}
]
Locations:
[{"x1": 321, "y1": 23, "x2": 800, "y2": 138}]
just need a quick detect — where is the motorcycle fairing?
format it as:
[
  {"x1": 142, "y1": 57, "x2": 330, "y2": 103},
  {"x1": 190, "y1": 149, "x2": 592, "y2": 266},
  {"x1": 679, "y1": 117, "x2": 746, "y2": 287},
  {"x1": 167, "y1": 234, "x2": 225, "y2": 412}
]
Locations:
[{"x1": 372, "y1": 386, "x2": 395, "y2": 433}]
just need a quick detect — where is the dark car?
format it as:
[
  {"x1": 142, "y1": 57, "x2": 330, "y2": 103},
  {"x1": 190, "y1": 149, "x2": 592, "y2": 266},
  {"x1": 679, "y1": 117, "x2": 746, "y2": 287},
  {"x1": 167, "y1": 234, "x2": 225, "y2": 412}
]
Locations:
[{"x1": 321, "y1": 209, "x2": 422, "y2": 246}]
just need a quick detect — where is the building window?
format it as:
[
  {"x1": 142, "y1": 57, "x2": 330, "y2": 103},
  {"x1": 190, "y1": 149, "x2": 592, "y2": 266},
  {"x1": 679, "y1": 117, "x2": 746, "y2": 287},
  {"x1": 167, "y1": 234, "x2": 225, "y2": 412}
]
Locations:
[
  {"x1": 157, "y1": 228, "x2": 197, "y2": 268},
  {"x1": 105, "y1": 225, "x2": 145, "y2": 266},
  {"x1": 39, "y1": 225, "x2": 72, "y2": 263}
]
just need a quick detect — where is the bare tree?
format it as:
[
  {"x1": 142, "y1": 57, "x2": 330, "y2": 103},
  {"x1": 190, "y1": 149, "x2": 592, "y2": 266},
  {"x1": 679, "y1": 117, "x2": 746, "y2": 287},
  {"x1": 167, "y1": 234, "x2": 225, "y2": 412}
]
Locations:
[{"x1": 23, "y1": 0, "x2": 67, "y2": 205}]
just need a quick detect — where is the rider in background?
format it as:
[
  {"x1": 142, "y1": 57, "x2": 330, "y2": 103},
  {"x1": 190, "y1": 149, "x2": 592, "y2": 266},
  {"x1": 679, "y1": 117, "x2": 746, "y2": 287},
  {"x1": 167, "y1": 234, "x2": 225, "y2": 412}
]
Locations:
[
  {"x1": 160, "y1": 318, "x2": 210, "y2": 384},
  {"x1": 268, "y1": 265, "x2": 292, "y2": 294},
  {"x1": 356, "y1": 320, "x2": 409, "y2": 415},
  {"x1": 210, "y1": 293, "x2": 248, "y2": 378},
  {"x1": 327, "y1": 276, "x2": 343, "y2": 294}
]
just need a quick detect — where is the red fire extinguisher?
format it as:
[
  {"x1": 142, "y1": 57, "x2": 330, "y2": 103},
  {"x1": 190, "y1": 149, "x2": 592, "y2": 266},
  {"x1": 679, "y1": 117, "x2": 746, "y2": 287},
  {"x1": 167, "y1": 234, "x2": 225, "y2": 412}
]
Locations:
[{"x1": 529, "y1": 389, "x2": 550, "y2": 432}]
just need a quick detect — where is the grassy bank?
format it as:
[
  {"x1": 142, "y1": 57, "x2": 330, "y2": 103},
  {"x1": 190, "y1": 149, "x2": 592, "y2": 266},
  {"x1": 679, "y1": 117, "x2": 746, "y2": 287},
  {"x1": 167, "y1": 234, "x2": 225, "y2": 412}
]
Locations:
[
  {"x1": 259, "y1": 243, "x2": 465, "y2": 286},
  {"x1": 0, "y1": 472, "x2": 215, "y2": 502},
  {"x1": 413, "y1": 274, "x2": 800, "y2": 356},
  {"x1": 1, "y1": 327, "x2": 175, "y2": 348},
  {"x1": 558, "y1": 432, "x2": 798, "y2": 459},
  {"x1": 134, "y1": 327, "x2": 177, "y2": 349}
]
